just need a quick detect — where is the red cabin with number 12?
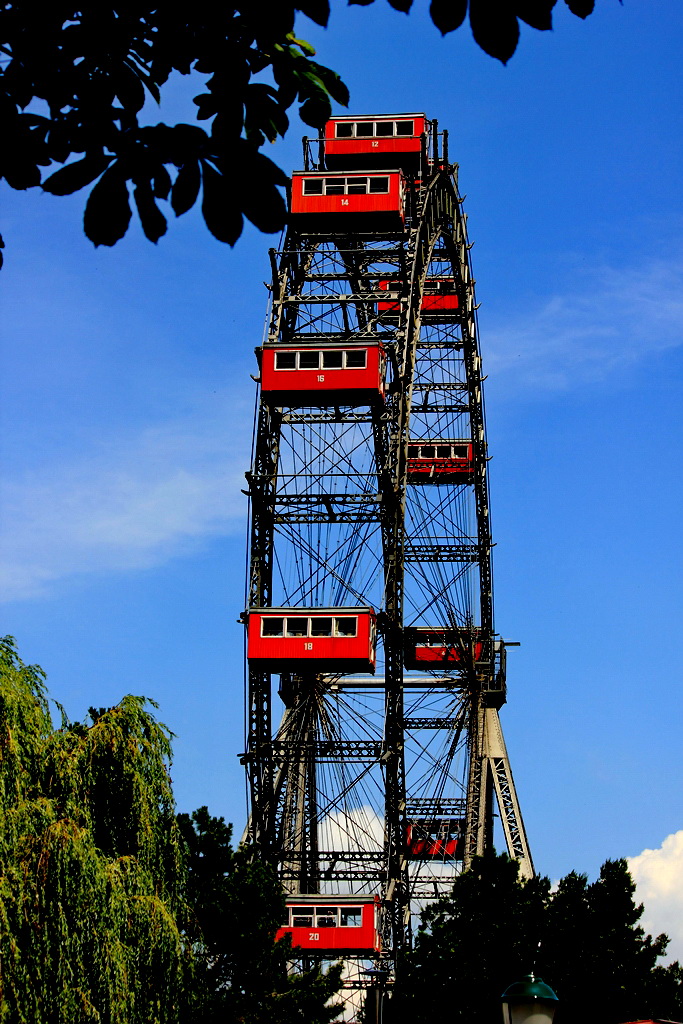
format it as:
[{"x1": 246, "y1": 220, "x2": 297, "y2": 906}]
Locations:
[{"x1": 323, "y1": 113, "x2": 428, "y2": 173}]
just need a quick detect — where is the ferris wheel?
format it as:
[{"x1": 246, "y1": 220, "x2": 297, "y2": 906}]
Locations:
[{"x1": 242, "y1": 112, "x2": 533, "y2": 1017}]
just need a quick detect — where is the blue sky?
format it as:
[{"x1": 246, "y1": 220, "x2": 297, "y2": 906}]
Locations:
[{"x1": 3, "y1": 0, "x2": 683, "y2": 953}]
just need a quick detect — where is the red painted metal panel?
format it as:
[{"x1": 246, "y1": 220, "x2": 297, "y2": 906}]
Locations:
[
  {"x1": 276, "y1": 896, "x2": 380, "y2": 953},
  {"x1": 406, "y1": 824, "x2": 463, "y2": 860},
  {"x1": 260, "y1": 343, "x2": 385, "y2": 406},
  {"x1": 423, "y1": 293, "x2": 459, "y2": 312},
  {"x1": 247, "y1": 608, "x2": 377, "y2": 673},
  {"x1": 406, "y1": 441, "x2": 474, "y2": 483},
  {"x1": 404, "y1": 628, "x2": 483, "y2": 670},
  {"x1": 406, "y1": 642, "x2": 484, "y2": 668},
  {"x1": 377, "y1": 278, "x2": 459, "y2": 315},
  {"x1": 325, "y1": 136, "x2": 422, "y2": 160}
]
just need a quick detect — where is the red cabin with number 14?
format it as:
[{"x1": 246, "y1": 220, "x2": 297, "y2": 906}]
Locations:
[{"x1": 290, "y1": 170, "x2": 406, "y2": 232}]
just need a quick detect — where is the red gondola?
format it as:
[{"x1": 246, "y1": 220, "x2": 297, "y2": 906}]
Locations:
[
  {"x1": 290, "y1": 170, "x2": 406, "y2": 231},
  {"x1": 406, "y1": 820, "x2": 463, "y2": 860},
  {"x1": 377, "y1": 277, "x2": 460, "y2": 317},
  {"x1": 247, "y1": 607, "x2": 377, "y2": 674},
  {"x1": 259, "y1": 341, "x2": 385, "y2": 407},
  {"x1": 407, "y1": 440, "x2": 474, "y2": 483},
  {"x1": 323, "y1": 114, "x2": 427, "y2": 173},
  {"x1": 276, "y1": 894, "x2": 381, "y2": 953},
  {"x1": 404, "y1": 627, "x2": 483, "y2": 670}
]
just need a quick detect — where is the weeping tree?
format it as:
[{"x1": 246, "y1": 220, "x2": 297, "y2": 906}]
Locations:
[
  {"x1": 0, "y1": 635, "x2": 192, "y2": 1023},
  {"x1": 0, "y1": 637, "x2": 341, "y2": 1023}
]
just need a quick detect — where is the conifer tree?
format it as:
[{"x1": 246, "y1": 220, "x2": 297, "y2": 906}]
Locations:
[
  {"x1": 178, "y1": 806, "x2": 343, "y2": 1024},
  {"x1": 395, "y1": 853, "x2": 683, "y2": 1024}
]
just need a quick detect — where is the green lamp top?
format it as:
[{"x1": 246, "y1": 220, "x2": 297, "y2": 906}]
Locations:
[{"x1": 501, "y1": 974, "x2": 559, "y2": 1004}]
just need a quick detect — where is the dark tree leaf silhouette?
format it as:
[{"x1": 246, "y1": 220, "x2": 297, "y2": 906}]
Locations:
[{"x1": 0, "y1": 0, "x2": 600, "y2": 258}]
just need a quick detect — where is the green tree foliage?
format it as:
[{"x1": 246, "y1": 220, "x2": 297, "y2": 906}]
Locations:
[
  {"x1": 394, "y1": 853, "x2": 683, "y2": 1024},
  {"x1": 177, "y1": 806, "x2": 343, "y2": 1024},
  {"x1": 544, "y1": 860, "x2": 683, "y2": 1024},
  {"x1": 394, "y1": 854, "x2": 551, "y2": 1024},
  {"x1": 0, "y1": 1, "x2": 598, "y2": 261},
  {"x1": 0, "y1": 637, "x2": 342, "y2": 1023},
  {"x1": 0, "y1": 635, "x2": 191, "y2": 1023}
]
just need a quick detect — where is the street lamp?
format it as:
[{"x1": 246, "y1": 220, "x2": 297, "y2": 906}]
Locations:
[
  {"x1": 362, "y1": 968, "x2": 390, "y2": 1024},
  {"x1": 501, "y1": 973, "x2": 559, "y2": 1024}
]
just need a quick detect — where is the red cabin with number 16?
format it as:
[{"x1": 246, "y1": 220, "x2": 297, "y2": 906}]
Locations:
[{"x1": 259, "y1": 341, "x2": 385, "y2": 407}]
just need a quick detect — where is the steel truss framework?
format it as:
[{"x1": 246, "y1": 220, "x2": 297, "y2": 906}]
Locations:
[{"x1": 243, "y1": 123, "x2": 533, "y2": 1017}]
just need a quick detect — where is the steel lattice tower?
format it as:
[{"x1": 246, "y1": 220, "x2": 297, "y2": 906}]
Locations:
[{"x1": 241, "y1": 114, "x2": 532, "y2": 1020}]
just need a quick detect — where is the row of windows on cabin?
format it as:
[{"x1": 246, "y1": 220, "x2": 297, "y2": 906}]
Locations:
[
  {"x1": 261, "y1": 616, "x2": 359, "y2": 638},
  {"x1": 416, "y1": 635, "x2": 468, "y2": 648},
  {"x1": 408, "y1": 443, "x2": 470, "y2": 459},
  {"x1": 411, "y1": 818, "x2": 462, "y2": 830},
  {"x1": 285, "y1": 907, "x2": 364, "y2": 928},
  {"x1": 381, "y1": 279, "x2": 456, "y2": 298},
  {"x1": 302, "y1": 176, "x2": 390, "y2": 196},
  {"x1": 274, "y1": 349, "x2": 368, "y2": 371},
  {"x1": 423, "y1": 279, "x2": 457, "y2": 295},
  {"x1": 334, "y1": 120, "x2": 415, "y2": 139}
]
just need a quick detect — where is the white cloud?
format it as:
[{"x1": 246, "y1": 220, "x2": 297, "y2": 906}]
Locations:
[
  {"x1": 628, "y1": 831, "x2": 683, "y2": 964},
  {"x1": 484, "y1": 256, "x2": 683, "y2": 390},
  {"x1": 0, "y1": 402, "x2": 252, "y2": 602}
]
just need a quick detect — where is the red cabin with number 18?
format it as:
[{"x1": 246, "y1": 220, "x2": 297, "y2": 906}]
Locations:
[{"x1": 247, "y1": 608, "x2": 377, "y2": 674}]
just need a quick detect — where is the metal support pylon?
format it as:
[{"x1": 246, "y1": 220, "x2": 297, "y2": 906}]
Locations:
[{"x1": 465, "y1": 704, "x2": 534, "y2": 879}]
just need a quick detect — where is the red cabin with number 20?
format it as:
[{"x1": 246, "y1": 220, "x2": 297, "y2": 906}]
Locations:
[{"x1": 276, "y1": 895, "x2": 381, "y2": 954}]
